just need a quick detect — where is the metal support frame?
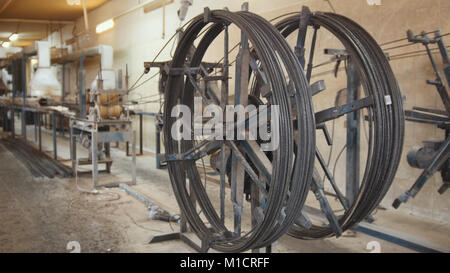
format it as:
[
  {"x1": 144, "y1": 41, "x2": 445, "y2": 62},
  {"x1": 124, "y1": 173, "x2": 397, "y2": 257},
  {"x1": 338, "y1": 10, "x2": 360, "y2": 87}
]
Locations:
[
  {"x1": 70, "y1": 117, "x2": 136, "y2": 188},
  {"x1": 38, "y1": 112, "x2": 42, "y2": 151},
  {"x1": 79, "y1": 55, "x2": 87, "y2": 118},
  {"x1": 148, "y1": 175, "x2": 210, "y2": 253},
  {"x1": 231, "y1": 2, "x2": 250, "y2": 238},
  {"x1": 11, "y1": 108, "x2": 15, "y2": 138},
  {"x1": 62, "y1": 63, "x2": 66, "y2": 103},
  {"x1": 125, "y1": 111, "x2": 167, "y2": 170},
  {"x1": 345, "y1": 57, "x2": 361, "y2": 204},
  {"x1": 33, "y1": 112, "x2": 38, "y2": 143},
  {"x1": 155, "y1": 114, "x2": 166, "y2": 169},
  {"x1": 52, "y1": 113, "x2": 57, "y2": 160},
  {"x1": 21, "y1": 53, "x2": 27, "y2": 141},
  {"x1": 126, "y1": 112, "x2": 146, "y2": 157}
]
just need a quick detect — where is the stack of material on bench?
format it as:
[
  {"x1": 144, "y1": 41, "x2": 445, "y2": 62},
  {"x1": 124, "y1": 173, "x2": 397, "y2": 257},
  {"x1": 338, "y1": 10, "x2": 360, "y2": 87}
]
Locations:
[
  {"x1": 0, "y1": 138, "x2": 73, "y2": 178},
  {"x1": 0, "y1": 96, "x2": 11, "y2": 105}
]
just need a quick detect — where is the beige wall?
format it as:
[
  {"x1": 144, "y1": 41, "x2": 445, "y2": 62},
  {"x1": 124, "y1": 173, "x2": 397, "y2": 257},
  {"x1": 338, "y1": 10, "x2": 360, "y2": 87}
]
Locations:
[{"x1": 73, "y1": 0, "x2": 450, "y2": 223}]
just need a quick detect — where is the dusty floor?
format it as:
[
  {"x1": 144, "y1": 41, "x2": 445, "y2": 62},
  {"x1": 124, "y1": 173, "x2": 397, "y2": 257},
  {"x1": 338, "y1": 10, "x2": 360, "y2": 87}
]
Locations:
[{"x1": 0, "y1": 124, "x2": 449, "y2": 253}]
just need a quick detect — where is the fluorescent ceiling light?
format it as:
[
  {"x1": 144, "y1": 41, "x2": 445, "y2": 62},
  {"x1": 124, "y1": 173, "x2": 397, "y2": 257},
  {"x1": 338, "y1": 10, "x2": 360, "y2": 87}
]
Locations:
[
  {"x1": 2, "y1": 42, "x2": 11, "y2": 48},
  {"x1": 30, "y1": 58, "x2": 38, "y2": 66},
  {"x1": 9, "y1": 33, "x2": 18, "y2": 41},
  {"x1": 96, "y1": 19, "x2": 115, "y2": 34},
  {"x1": 66, "y1": 0, "x2": 81, "y2": 5}
]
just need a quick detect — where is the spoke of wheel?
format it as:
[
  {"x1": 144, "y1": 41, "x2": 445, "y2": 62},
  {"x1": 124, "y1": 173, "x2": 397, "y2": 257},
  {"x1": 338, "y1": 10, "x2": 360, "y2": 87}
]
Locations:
[
  {"x1": 249, "y1": 54, "x2": 271, "y2": 97},
  {"x1": 306, "y1": 26, "x2": 319, "y2": 83},
  {"x1": 316, "y1": 148, "x2": 349, "y2": 211},
  {"x1": 251, "y1": 171, "x2": 265, "y2": 253},
  {"x1": 242, "y1": 140, "x2": 272, "y2": 183},
  {"x1": 191, "y1": 140, "x2": 222, "y2": 161},
  {"x1": 186, "y1": 69, "x2": 213, "y2": 106},
  {"x1": 311, "y1": 169, "x2": 343, "y2": 236},
  {"x1": 167, "y1": 139, "x2": 221, "y2": 162},
  {"x1": 231, "y1": 30, "x2": 250, "y2": 235},
  {"x1": 229, "y1": 105, "x2": 270, "y2": 139},
  {"x1": 226, "y1": 141, "x2": 268, "y2": 196},
  {"x1": 295, "y1": 210, "x2": 312, "y2": 229},
  {"x1": 219, "y1": 24, "x2": 229, "y2": 223},
  {"x1": 314, "y1": 96, "x2": 374, "y2": 124}
]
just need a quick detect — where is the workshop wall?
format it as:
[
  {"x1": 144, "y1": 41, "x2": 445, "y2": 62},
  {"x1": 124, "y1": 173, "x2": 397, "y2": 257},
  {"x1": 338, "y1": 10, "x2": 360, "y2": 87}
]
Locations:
[{"x1": 73, "y1": 0, "x2": 450, "y2": 223}]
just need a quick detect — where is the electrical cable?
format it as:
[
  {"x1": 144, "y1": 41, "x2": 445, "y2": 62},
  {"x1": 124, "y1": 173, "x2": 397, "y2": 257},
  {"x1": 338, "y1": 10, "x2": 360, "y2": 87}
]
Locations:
[
  {"x1": 382, "y1": 42, "x2": 417, "y2": 52},
  {"x1": 379, "y1": 31, "x2": 448, "y2": 47},
  {"x1": 388, "y1": 46, "x2": 450, "y2": 60}
]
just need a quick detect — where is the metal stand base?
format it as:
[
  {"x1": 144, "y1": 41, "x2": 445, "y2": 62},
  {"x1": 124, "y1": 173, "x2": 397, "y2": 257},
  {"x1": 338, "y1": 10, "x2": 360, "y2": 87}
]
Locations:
[
  {"x1": 393, "y1": 136, "x2": 450, "y2": 208},
  {"x1": 148, "y1": 227, "x2": 273, "y2": 253},
  {"x1": 148, "y1": 232, "x2": 208, "y2": 253}
]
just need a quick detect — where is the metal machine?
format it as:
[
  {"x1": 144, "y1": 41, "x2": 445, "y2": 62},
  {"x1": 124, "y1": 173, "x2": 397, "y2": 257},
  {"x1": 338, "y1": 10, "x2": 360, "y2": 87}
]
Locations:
[
  {"x1": 150, "y1": 5, "x2": 404, "y2": 253},
  {"x1": 393, "y1": 29, "x2": 450, "y2": 208},
  {"x1": 69, "y1": 64, "x2": 137, "y2": 188}
]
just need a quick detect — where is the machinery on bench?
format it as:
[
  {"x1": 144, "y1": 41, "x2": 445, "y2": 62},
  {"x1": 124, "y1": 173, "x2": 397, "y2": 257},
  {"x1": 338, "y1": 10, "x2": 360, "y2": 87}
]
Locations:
[{"x1": 69, "y1": 67, "x2": 136, "y2": 188}]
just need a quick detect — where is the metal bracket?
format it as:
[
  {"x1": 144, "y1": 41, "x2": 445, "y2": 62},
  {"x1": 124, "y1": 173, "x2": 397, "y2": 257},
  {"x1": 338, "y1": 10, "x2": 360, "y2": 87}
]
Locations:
[
  {"x1": 310, "y1": 80, "x2": 326, "y2": 96},
  {"x1": 203, "y1": 7, "x2": 220, "y2": 23},
  {"x1": 294, "y1": 6, "x2": 312, "y2": 67},
  {"x1": 315, "y1": 96, "x2": 373, "y2": 124}
]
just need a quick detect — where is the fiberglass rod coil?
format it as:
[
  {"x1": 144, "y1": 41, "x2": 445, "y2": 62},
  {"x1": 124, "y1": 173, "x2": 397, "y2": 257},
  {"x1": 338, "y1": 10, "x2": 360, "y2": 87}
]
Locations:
[
  {"x1": 272, "y1": 12, "x2": 404, "y2": 239},
  {"x1": 163, "y1": 9, "x2": 316, "y2": 252}
]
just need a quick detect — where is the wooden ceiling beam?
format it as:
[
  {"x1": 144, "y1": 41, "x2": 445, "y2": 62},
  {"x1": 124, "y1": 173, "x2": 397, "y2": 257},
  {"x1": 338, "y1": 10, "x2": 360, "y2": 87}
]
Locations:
[
  {"x1": 0, "y1": 18, "x2": 74, "y2": 25},
  {"x1": 0, "y1": 0, "x2": 14, "y2": 14}
]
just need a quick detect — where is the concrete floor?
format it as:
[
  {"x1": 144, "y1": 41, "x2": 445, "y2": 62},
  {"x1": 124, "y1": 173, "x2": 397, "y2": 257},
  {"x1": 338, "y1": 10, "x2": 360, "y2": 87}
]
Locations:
[{"x1": 0, "y1": 122, "x2": 449, "y2": 253}]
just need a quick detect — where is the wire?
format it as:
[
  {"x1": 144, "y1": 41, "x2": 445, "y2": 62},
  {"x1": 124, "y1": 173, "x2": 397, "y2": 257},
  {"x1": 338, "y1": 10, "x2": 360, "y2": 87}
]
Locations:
[
  {"x1": 124, "y1": 98, "x2": 164, "y2": 106},
  {"x1": 112, "y1": 21, "x2": 214, "y2": 108},
  {"x1": 382, "y1": 42, "x2": 416, "y2": 51},
  {"x1": 128, "y1": 72, "x2": 160, "y2": 92},
  {"x1": 381, "y1": 32, "x2": 450, "y2": 51},
  {"x1": 103, "y1": 72, "x2": 160, "y2": 107},
  {"x1": 332, "y1": 144, "x2": 347, "y2": 181},
  {"x1": 151, "y1": 17, "x2": 197, "y2": 64},
  {"x1": 389, "y1": 45, "x2": 450, "y2": 60},
  {"x1": 390, "y1": 52, "x2": 438, "y2": 61},
  {"x1": 128, "y1": 71, "x2": 146, "y2": 91},
  {"x1": 325, "y1": 0, "x2": 337, "y2": 13},
  {"x1": 379, "y1": 37, "x2": 408, "y2": 47},
  {"x1": 129, "y1": 93, "x2": 161, "y2": 102},
  {"x1": 379, "y1": 30, "x2": 447, "y2": 47}
]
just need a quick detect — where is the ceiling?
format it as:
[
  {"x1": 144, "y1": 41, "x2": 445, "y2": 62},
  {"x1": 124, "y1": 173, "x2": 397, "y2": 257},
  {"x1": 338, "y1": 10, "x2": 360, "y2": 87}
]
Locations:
[
  {"x1": 0, "y1": 0, "x2": 110, "y2": 47},
  {"x1": 0, "y1": 0, "x2": 110, "y2": 20}
]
